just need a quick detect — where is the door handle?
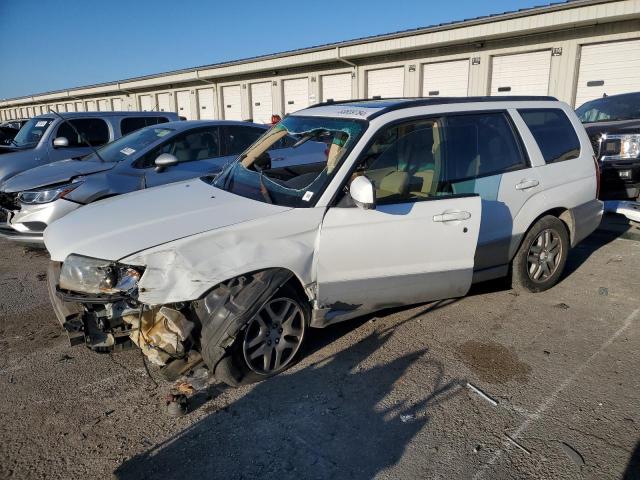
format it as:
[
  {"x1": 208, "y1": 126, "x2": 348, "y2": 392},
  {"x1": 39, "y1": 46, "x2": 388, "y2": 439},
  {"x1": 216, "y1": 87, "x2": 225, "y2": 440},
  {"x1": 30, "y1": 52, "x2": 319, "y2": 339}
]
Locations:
[
  {"x1": 515, "y1": 179, "x2": 539, "y2": 190},
  {"x1": 433, "y1": 211, "x2": 471, "y2": 222}
]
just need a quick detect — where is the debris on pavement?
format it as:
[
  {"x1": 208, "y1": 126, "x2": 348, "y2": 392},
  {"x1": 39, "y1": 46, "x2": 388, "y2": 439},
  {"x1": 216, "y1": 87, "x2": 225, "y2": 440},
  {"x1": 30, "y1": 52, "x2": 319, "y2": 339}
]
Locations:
[
  {"x1": 466, "y1": 383, "x2": 498, "y2": 407},
  {"x1": 560, "y1": 441, "x2": 586, "y2": 467}
]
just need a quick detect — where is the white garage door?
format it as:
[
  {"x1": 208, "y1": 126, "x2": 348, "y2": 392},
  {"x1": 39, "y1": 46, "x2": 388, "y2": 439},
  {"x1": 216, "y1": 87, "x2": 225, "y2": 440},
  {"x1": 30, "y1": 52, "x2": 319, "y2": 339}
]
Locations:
[
  {"x1": 197, "y1": 88, "x2": 215, "y2": 119},
  {"x1": 157, "y1": 93, "x2": 173, "y2": 113},
  {"x1": 283, "y1": 78, "x2": 309, "y2": 114},
  {"x1": 176, "y1": 90, "x2": 193, "y2": 120},
  {"x1": 57, "y1": 104, "x2": 66, "y2": 112},
  {"x1": 575, "y1": 39, "x2": 640, "y2": 107},
  {"x1": 75, "y1": 101, "x2": 85, "y2": 112},
  {"x1": 98, "y1": 99, "x2": 110, "y2": 111},
  {"x1": 250, "y1": 82, "x2": 273, "y2": 124},
  {"x1": 111, "y1": 98, "x2": 123, "y2": 111},
  {"x1": 367, "y1": 67, "x2": 405, "y2": 98},
  {"x1": 321, "y1": 73, "x2": 352, "y2": 102},
  {"x1": 422, "y1": 59, "x2": 469, "y2": 97},
  {"x1": 139, "y1": 95, "x2": 153, "y2": 111},
  {"x1": 86, "y1": 100, "x2": 97, "y2": 111},
  {"x1": 491, "y1": 51, "x2": 551, "y2": 96},
  {"x1": 222, "y1": 85, "x2": 242, "y2": 120},
  {"x1": 65, "y1": 102, "x2": 75, "y2": 112}
]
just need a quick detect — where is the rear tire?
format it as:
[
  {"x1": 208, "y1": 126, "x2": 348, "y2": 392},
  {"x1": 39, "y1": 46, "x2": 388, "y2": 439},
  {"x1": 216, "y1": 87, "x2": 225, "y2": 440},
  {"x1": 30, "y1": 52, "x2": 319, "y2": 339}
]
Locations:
[
  {"x1": 200, "y1": 280, "x2": 309, "y2": 387},
  {"x1": 511, "y1": 215, "x2": 569, "y2": 293}
]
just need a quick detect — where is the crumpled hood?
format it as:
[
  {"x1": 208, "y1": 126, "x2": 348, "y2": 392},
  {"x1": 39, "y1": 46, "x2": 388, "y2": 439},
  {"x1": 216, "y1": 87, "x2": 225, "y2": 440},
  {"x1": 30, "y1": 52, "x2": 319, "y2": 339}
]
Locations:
[
  {"x1": 45, "y1": 179, "x2": 291, "y2": 262},
  {"x1": 1, "y1": 158, "x2": 115, "y2": 193}
]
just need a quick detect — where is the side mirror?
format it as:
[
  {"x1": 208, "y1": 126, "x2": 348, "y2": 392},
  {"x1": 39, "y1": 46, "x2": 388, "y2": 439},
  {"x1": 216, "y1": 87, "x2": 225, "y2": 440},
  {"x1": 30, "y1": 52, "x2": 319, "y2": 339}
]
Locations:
[
  {"x1": 350, "y1": 175, "x2": 376, "y2": 210},
  {"x1": 53, "y1": 137, "x2": 69, "y2": 148},
  {"x1": 154, "y1": 153, "x2": 179, "y2": 172}
]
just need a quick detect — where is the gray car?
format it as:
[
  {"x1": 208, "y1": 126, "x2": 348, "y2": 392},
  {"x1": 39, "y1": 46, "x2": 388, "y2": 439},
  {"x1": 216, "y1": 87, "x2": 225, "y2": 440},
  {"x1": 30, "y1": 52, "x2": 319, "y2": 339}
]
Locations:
[
  {"x1": 0, "y1": 111, "x2": 179, "y2": 179},
  {"x1": 0, "y1": 120, "x2": 325, "y2": 244}
]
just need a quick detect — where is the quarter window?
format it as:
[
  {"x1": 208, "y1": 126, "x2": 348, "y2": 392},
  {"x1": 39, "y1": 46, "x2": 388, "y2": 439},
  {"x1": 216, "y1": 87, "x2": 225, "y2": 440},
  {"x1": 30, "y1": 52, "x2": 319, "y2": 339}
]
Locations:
[
  {"x1": 55, "y1": 118, "x2": 110, "y2": 147},
  {"x1": 121, "y1": 116, "x2": 170, "y2": 136},
  {"x1": 519, "y1": 109, "x2": 580, "y2": 163}
]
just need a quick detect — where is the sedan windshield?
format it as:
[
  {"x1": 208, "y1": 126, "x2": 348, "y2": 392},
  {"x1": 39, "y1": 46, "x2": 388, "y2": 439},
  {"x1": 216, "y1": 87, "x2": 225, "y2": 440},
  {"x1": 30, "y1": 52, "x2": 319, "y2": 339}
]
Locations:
[
  {"x1": 82, "y1": 126, "x2": 173, "y2": 163},
  {"x1": 212, "y1": 116, "x2": 366, "y2": 207},
  {"x1": 10, "y1": 118, "x2": 54, "y2": 148},
  {"x1": 576, "y1": 93, "x2": 640, "y2": 123}
]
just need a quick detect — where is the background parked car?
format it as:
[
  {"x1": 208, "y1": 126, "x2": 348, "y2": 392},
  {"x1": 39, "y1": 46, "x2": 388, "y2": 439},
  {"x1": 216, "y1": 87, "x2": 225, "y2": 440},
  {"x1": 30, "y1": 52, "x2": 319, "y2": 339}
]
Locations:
[
  {"x1": 576, "y1": 92, "x2": 640, "y2": 200},
  {"x1": 0, "y1": 120, "x2": 325, "y2": 244},
  {"x1": 0, "y1": 119, "x2": 28, "y2": 147},
  {"x1": 0, "y1": 111, "x2": 179, "y2": 185}
]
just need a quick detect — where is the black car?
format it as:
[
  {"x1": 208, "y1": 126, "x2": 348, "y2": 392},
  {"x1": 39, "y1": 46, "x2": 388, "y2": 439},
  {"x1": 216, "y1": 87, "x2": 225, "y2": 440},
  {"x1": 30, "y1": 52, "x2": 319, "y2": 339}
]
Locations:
[{"x1": 577, "y1": 92, "x2": 640, "y2": 200}]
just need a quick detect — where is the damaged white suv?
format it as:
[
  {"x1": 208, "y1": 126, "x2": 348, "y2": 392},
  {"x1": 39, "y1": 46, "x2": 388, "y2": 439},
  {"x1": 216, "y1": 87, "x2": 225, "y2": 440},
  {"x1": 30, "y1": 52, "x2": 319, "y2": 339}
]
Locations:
[{"x1": 45, "y1": 97, "x2": 602, "y2": 386}]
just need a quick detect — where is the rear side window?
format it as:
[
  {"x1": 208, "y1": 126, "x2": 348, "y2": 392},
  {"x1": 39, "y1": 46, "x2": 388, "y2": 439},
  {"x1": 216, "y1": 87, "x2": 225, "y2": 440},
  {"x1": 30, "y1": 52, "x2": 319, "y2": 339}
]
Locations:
[
  {"x1": 56, "y1": 118, "x2": 110, "y2": 147},
  {"x1": 519, "y1": 109, "x2": 580, "y2": 163},
  {"x1": 121, "y1": 116, "x2": 170, "y2": 135},
  {"x1": 442, "y1": 112, "x2": 527, "y2": 181},
  {"x1": 222, "y1": 126, "x2": 266, "y2": 156}
]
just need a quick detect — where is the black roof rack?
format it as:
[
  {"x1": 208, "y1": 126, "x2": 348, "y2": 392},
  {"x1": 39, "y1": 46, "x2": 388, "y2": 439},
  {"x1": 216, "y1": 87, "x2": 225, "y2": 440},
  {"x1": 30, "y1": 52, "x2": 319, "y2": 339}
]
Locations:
[{"x1": 311, "y1": 96, "x2": 559, "y2": 119}]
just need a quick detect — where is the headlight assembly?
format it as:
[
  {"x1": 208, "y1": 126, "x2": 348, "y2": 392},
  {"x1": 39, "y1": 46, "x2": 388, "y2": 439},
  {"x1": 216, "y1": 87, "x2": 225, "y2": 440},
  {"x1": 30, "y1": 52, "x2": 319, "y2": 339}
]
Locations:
[
  {"x1": 18, "y1": 180, "x2": 83, "y2": 205},
  {"x1": 601, "y1": 134, "x2": 640, "y2": 160},
  {"x1": 59, "y1": 254, "x2": 143, "y2": 295}
]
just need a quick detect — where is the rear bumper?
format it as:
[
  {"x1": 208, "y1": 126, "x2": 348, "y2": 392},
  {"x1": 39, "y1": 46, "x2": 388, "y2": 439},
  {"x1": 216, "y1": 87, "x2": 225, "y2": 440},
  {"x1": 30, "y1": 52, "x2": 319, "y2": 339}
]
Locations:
[{"x1": 571, "y1": 199, "x2": 604, "y2": 246}]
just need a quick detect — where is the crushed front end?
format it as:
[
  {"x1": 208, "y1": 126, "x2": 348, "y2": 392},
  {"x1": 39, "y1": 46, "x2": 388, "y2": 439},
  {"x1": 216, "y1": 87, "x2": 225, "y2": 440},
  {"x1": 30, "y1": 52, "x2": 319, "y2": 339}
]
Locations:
[{"x1": 47, "y1": 258, "x2": 201, "y2": 372}]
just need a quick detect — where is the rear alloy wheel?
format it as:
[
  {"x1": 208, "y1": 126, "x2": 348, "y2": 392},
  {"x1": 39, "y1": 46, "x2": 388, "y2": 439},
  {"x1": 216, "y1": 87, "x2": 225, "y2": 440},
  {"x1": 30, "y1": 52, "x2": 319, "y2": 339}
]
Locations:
[
  {"x1": 526, "y1": 228, "x2": 563, "y2": 282},
  {"x1": 512, "y1": 215, "x2": 569, "y2": 293},
  {"x1": 242, "y1": 297, "x2": 306, "y2": 375}
]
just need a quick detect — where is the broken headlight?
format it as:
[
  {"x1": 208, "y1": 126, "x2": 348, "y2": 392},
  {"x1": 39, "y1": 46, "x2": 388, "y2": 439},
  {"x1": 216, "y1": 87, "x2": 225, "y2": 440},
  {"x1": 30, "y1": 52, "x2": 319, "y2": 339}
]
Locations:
[
  {"x1": 19, "y1": 180, "x2": 83, "y2": 205},
  {"x1": 59, "y1": 254, "x2": 143, "y2": 295}
]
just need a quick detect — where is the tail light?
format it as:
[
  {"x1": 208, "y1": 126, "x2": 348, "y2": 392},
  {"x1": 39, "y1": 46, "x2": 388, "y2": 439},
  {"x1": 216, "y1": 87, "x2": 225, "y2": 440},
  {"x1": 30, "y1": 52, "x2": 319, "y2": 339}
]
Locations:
[{"x1": 593, "y1": 154, "x2": 601, "y2": 198}]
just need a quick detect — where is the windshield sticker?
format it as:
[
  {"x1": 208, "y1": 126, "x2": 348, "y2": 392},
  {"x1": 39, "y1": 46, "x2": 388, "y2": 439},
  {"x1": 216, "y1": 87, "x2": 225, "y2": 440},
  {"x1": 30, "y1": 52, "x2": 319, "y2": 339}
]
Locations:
[
  {"x1": 120, "y1": 147, "x2": 136, "y2": 156},
  {"x1": 156, "y1": 130, "x2": 171, "y2": 137},
  {"x1": 35, "y1": 120, "x2": 48, "y2": 127},
  {"x1": 302, "y1": 191, "x2": 314, "y2": 202}
]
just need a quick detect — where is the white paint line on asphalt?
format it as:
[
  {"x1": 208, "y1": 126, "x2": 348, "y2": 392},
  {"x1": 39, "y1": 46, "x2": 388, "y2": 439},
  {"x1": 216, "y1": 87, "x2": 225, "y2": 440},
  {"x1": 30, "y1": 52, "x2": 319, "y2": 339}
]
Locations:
[{"x1": 474, "y1": 308, "x2": 640, "y2": 479}]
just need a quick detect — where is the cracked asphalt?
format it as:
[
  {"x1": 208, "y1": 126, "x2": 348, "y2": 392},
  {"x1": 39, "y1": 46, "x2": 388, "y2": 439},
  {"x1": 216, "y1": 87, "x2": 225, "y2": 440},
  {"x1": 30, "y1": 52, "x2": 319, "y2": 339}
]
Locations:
[{"x1": 0, "y1": 216, "x2": 639, "y2": 479}]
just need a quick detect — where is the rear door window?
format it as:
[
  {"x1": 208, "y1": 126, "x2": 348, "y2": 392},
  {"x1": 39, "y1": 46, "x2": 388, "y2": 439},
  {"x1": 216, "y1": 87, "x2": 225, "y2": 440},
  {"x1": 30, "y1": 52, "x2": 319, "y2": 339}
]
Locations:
[
  {"x1": 441, "y1": 112, "x2": 528, "y2": 182},
  {"x1": 519, "y1": 109, "x2": 581, "y2": 163},
  {"x1": 121, "y1": 116, "x2": 170, "y2": 135},
  {"x1": 221, "y1": 125, "x2": 266, "y2": 156},
  {"x1": 55, "y1": 118, "x2": 110, "y2": 147}
]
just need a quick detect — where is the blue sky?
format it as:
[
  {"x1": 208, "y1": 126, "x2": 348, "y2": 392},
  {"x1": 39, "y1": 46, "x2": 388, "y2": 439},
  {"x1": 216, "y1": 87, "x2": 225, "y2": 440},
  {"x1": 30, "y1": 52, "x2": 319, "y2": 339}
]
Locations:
[{"x1": 0, "y1": 0, "x2": 549, "y2": 99}]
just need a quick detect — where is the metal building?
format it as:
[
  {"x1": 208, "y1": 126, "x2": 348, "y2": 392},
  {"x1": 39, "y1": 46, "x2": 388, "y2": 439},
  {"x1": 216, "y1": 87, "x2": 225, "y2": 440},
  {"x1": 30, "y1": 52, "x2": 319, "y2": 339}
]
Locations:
[{"x1": 1, "y1": 0, "x2": 639, "y2": 122}]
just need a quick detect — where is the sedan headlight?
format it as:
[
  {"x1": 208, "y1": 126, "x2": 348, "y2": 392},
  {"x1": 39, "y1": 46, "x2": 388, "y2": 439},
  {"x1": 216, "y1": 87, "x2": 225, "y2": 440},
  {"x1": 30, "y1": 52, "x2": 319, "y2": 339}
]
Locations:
[
  {"x1": 59, "y1": 254, "x2": 143, "y2": 295},
  {"x1": 601, "y1": 134, "x2": 640, "y2": 160},
  {"x1": 19, "y1": 180, "x2": 83, "y2": 205}
]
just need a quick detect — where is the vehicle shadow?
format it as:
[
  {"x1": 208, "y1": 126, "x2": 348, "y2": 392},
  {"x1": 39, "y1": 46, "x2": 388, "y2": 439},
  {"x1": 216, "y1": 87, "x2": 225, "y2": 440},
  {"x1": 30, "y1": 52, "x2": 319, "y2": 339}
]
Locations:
[
  {"x1": 115, "y1": 329, "x2": 464, "y2": 480},
  {"x1": 624, "y1": 440, "x2": 640, "y2": 480},
  {"x1": 561, "y1": 213, "x2": 635, "y2": 281}
]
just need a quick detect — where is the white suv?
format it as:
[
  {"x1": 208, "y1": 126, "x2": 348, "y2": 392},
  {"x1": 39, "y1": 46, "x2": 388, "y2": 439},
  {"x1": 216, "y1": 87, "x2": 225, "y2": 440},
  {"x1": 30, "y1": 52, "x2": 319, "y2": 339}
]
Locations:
[{"x1": 45, "y1": 97, "x2": 602, "y2": 386}]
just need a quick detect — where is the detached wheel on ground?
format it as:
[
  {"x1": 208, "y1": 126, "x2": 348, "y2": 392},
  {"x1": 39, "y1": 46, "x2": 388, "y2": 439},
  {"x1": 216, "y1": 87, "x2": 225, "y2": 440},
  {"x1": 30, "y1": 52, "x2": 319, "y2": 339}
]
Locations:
[
  {"x1": 512, "y1": 215, "x2": 570, "y2": 293},
  {"x1": 200, "y1": 280, "x2": 309, "y2": 387}
]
